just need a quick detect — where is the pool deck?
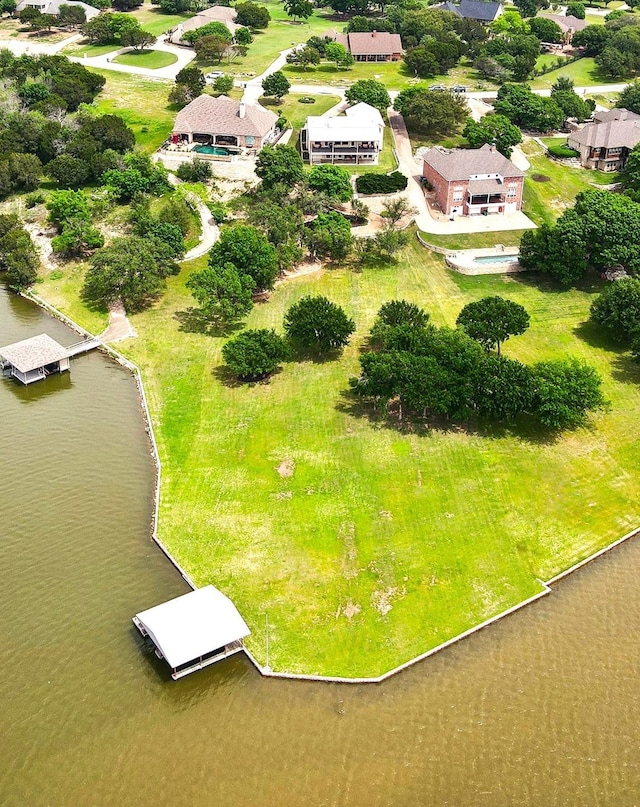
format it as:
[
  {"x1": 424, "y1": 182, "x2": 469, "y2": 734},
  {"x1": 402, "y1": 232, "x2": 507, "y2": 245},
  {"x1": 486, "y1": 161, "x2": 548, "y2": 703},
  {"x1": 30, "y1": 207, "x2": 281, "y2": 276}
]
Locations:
[{"x1": 445, "y1": 246, "x2": 525, "y2": 275}]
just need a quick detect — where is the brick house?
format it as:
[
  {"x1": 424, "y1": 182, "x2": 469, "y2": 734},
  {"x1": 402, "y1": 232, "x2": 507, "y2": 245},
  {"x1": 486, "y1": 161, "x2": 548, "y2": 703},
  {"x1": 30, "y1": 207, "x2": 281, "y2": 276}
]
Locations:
[
  {"x1": 422, "y1": 144, "x2": 524, "y2": 217},
  {"x1": 567, "y1": 108, "x2": 640, "y2": 171},
  {"x1": 329, "y1": 30, "x2": 403, "y2": 61}
]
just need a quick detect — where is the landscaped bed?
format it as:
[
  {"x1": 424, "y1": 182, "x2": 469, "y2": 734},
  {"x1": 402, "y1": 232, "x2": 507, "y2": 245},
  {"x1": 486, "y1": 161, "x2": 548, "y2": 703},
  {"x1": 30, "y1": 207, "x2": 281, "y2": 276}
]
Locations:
[{"x1": 67, "y1": 235, "x2": 639, "y2": 679}]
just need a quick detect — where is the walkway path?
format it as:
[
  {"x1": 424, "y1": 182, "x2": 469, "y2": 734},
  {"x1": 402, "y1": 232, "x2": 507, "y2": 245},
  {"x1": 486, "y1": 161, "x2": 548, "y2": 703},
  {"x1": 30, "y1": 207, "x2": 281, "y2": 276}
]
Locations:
[
  {"x1": 166, "y1": 173, "x2": 219, "y2": 261},
  {"x1": 100, "y1": 300, "x2": 136, "y2": 343}
]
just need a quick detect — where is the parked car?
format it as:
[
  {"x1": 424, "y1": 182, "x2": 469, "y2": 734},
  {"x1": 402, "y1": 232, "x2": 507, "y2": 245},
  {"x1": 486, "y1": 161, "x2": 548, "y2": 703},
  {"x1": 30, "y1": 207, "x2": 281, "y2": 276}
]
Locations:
[
  {"x1": 429, "y1": 84, "x2": 446, "y2": 92},
  {"x1": 452, "y1": 85, "x2": 467, "y2": 93},
  {"x1": 205, "y1": 72, "x2": 224, "y2": 83}
]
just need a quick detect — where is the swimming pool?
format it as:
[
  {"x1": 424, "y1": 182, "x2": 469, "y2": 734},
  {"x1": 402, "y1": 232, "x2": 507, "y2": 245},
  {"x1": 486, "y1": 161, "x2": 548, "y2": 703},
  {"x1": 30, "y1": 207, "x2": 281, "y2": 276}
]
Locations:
[
  {"x1": 192, "y1": 145, "x2": 230, "y2": 156},
  {"x1": 473, "y1": 254, "x2": 519, "y2": 264}
]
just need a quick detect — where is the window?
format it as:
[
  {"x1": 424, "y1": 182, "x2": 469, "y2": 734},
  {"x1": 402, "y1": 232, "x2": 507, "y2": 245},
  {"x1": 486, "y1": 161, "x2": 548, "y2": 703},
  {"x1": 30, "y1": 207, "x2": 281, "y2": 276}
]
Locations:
[
  {"x1": 506, "y1": 184, "x2": 517, "y2": 198},
  {"x1": 452, "y1": 186, "x2": 463, "y2": 202}
]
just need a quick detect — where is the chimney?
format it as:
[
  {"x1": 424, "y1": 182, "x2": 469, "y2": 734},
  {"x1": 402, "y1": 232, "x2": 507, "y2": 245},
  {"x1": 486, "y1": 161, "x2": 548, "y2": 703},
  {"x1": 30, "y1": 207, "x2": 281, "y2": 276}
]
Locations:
[{"x1": 239, "y1": 102, "x2": 246, "y2": 119}]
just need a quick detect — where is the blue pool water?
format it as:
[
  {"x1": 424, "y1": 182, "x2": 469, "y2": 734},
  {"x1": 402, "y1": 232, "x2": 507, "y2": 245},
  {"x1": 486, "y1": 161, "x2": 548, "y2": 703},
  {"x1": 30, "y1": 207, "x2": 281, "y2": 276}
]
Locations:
[
  {"x1": 473, "y1": 254, "x2": 519, "y2": 264},
  {"x1": 192, "y1": 145, "x2": 230, "y2": 155}
]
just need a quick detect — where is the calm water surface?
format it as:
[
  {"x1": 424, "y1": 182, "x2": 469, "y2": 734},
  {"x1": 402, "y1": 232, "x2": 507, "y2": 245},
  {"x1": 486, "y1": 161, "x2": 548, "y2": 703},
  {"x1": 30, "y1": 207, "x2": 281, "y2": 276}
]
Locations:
[{"x1": 2, "y1": 284, "x2": 640, "y2": 807}]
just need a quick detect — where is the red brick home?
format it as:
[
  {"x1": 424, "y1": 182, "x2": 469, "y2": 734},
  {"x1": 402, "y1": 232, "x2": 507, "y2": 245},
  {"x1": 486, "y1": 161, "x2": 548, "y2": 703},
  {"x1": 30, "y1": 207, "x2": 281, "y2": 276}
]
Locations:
[{"x1": 422, "y1": 144, "x2": 524, "y2": 217}]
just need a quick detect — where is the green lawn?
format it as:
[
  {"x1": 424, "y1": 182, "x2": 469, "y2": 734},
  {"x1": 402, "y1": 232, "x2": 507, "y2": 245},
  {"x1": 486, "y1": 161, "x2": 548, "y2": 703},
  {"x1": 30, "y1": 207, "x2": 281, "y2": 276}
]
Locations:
[
  {"x1": 198, "y1": 0, "x2": 337, "y2": 78},
  {"x1": 112, "y1": 49, "x2": 178, "y2": 69},
  {"x1": 36, "y1": 263, "x2": 108, "y2": 335},
  {"x1": 419, "y1": 230, "x2": 524, "y2": 250},
  {"x1": 36, "y1": 230, "x2": 640, "y2": 677},
  {"x1": 259, "y1": 92, "x2": 342, "y2": 129},
  {"x1": 283, "y1": 58, "x2": 414, "y2": 91},
  {"x1": 130, "y1": 2, "x2": 191, "y2": 36},
  {"x1": 88, "y1": 70, "x2": 175, "y2": 152},
  {"x1": 522, "y1": 139, "x2": 611, "y2": 225},
  {"x1": 62, "y1": 42, "x2": 120, "y2": 58},
  {"x1": 85, "y1": 235, "x2": 637, "y2": 679},
  {"x1": 529, "y1": 57, "x2": 604, "y2": 90}
]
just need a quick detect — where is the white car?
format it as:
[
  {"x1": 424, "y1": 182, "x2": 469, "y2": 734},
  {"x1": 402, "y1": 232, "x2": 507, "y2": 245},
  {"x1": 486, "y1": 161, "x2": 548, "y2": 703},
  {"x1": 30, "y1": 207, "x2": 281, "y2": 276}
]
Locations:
[{"x1": 205, "y1": 72, "x2": 224, "y2": 83}]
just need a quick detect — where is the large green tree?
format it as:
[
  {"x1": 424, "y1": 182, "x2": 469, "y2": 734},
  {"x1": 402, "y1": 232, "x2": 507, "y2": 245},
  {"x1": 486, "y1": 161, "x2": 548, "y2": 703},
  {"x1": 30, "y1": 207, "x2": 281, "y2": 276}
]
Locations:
[
  {"x1": 209, "y1": 224, "x2": 278, "y2": 290},
  {"x1": 394, "y1": 87, "x2": 468, "y2": 136},
  {"x1": 590, "y1": 277, "x2": 640, "y2": 344},
  {"x1": 345, "y1": 79, "x2": 391, "y2": 111},
  {"x1": 222, "y1": 329, "x2": 290, "y2": 380},
  {"x1": 255, "y1": 144, "x2": 305, "y2": 189},
  {"x1": 456, "y1": 296, "x2": 530, "y2": 355},
  {"x1": 307, "y1": 164, "x2": 352, "y2": 202},
  {"x1": 261, "y1": 70, "x2": 290, "y2": 100},
  {"x1": 531, "y1": 359, "x2": 606, "y2": 429},
  {"x1": 462, "y1": 114, "x2": 522, "y2": 158},
  {"x1": 284, "y1": 294, "x2": 355, "y2": 353},
  {"x1": 235, "y1": 1, "x2": 271, "y2": 29},
  {"x1": 187, "y1": 262, "x2": 256, "y2": 324},
  {"x1": 283, "y1": 0, "x2": 313, "y2": 22}
]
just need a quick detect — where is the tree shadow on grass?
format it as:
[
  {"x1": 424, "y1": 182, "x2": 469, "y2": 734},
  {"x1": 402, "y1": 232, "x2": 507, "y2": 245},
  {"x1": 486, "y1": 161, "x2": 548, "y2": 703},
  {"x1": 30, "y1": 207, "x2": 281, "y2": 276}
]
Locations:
[
  {"x1": 288, "y1": 343, "x2": 346, "y2": 365},
  {"x1": 335, "y1": 388, "x2": 561, "y2": 446},
  {"x1": 509, "y1": 270, "x2": 605, "y2": 297},
  {"x1": 574, "y1": 320, "x2": 640, "y2": 384},
  {"x1": 174, "y1": 307, "x2": 243, "y2": 338},
  {"x1": 212, "y1": 364, "x2": 285, "y2": 388}
]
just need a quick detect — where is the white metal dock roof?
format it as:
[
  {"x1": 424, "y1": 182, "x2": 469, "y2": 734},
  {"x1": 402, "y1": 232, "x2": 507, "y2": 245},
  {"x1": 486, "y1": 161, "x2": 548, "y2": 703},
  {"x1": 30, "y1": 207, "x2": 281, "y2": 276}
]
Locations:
[
  {"x1": 134, "y1": 585, "x2": 250, "y2": 669},
  {"x1": 0, "y1": 333, "x2": 71, "y2": 373}
]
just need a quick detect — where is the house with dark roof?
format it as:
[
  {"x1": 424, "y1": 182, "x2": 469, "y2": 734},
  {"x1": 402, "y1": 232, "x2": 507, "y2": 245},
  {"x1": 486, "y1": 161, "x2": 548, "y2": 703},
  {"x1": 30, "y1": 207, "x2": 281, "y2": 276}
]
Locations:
[
  {"x1": 423, "y1": 143, "x2": 524, "y2": 217},
  {"x1": 438, "y1": 0, "x2": 503, "y2": 24},
  {"x1": 172, "y1": 95, "x2": 278, "y2": 152},
  {"x1": 329, "y1": 30, "x2": 403, "y2": 61},
  {"x1": 567, "y1": 108, "x2": 640, "y2": 171}
]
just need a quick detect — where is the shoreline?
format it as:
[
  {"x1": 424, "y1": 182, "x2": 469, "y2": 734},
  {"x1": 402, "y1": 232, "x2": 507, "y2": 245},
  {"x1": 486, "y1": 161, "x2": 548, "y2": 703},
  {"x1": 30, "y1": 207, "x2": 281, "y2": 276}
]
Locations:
[{"x1": 22, "y1": 289, "x2": 640, "y2": 684}]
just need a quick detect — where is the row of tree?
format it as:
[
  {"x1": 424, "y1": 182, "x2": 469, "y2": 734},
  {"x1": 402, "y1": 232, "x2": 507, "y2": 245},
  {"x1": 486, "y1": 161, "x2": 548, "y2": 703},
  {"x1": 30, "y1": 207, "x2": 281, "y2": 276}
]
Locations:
[
  {"x1": 574, "y1": 11, "x2": 640, "y2": 79},
  {"x1": 351, "y1": 299, "x2": 606, "y2": 430},
  {"x1": 0, "y1": 214, "x2": 39, "y2": 290}
]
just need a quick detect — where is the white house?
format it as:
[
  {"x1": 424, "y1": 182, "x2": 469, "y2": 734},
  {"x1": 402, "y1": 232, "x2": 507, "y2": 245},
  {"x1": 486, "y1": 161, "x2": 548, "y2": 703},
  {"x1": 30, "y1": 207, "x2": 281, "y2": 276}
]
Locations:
[
  {"x1": 301, "y1": 102, "x2": 385, "y2": 165},
  {"x1": 15, "y1": 0, "x2": 99, "y2": 19}
]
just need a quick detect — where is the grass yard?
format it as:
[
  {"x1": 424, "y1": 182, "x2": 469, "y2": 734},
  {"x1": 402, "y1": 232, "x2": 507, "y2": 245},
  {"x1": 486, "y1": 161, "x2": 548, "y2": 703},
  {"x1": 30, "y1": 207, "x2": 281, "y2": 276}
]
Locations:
[
  {"x1": 529, "y1": 57, "x2": 603, "y2": 90},
  {"x1": 36, "y1": 263, "x2": 108, "y2": 335},
  {"x1": 198, "y1": 0, "x2": 337, "y2": 78},
  {"x1": 130, "y1": 2, "x2": 191, "y2": 36},
  {"x1": 522, "y1": 139, "x2": 611, "y2": 225},
  {"x1": 75, "y1": 234, "x2": 639, "y2": 679},
  {"x1": 283, "y1": 58, "x2": 414, "y2": 91},
  {"x1": 88, "y1": 70, "x2": 175, "y2": 152},
  {"x1": 259, "y1": 93, "x2": 342, "y2": 129},
  {"x1": 112, "y1": 49, "x2": 178, "y2": 69},
  {"x1": 419, "y1": 230, "x2": 524, "y2": 250},
  {"x1": 38, "y1": 235, "x2": 640, "y2": 677},
  {"x1": 64, "y1": 42, "x2": 121, "y2": 58}
]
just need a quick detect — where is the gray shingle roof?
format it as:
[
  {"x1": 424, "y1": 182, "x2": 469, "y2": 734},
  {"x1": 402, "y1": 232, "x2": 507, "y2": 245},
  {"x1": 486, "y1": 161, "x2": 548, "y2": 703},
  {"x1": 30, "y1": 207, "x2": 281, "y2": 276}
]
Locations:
[
  {"x1": 173, "y1": 95, "x2": 278, "y2": 139},
  {"x1": 168, "y1": 5, "x2": 240, "y2": 42},
  {"x1": 568, "y1": 115, "x2": 640, "y2": 150},
  {"x1": 593, "y1": 108, "x2": 640, "y2": 124},
  {"x1": 423, "y1": 144, "x2": 524, "y2": 182},
  {"x1": 441, "y1": 0, "x2": 502, "y2": 22},
  {"x1": 0, "y1": 334, "x2": 71, "y2": 373}
]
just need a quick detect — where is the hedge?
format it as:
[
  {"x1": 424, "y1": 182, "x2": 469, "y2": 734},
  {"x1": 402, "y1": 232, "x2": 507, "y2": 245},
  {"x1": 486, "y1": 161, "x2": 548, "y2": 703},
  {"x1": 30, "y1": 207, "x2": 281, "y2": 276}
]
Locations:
[
  {"x1": 355, "y1": 171, "x2": 408, "y2": 195},
  {"x1": 547, "y1": 143, "x2": 579, "y2": 159}
]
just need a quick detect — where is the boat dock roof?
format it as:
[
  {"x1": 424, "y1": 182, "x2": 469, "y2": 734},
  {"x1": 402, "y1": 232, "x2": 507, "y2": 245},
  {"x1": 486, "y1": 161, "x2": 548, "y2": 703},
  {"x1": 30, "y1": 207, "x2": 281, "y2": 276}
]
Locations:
[
  {"x1": 0, "y1": 334, "x2": 72, "y2": 373},
  {"x1": 134, "y1": 585, "x2": 250, "y2": 672}
]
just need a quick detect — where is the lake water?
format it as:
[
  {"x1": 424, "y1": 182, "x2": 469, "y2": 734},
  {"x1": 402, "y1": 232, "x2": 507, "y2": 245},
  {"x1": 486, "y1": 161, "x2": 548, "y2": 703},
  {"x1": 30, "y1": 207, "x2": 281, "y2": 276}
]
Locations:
[{"x1": 2, "y1": 283, "x2": 640, "y2": 806}]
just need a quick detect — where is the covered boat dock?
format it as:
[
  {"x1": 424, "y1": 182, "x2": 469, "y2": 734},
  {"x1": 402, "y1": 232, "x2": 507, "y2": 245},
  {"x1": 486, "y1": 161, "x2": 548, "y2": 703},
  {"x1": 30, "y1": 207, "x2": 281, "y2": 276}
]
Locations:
[
  {"x1": 0, "y1": 333, "x2": 101, "y2": 385},
  {"x1": 133, "y1": 585, "x2": 250, "y2": 680}
]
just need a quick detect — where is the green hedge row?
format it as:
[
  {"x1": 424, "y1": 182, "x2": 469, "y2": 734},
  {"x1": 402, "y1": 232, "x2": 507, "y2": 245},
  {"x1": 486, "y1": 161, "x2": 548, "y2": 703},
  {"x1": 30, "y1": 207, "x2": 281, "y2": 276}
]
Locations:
[
  {"x1": 547, "y1": 143, "x2": 579, "y2": 159},
  {"x1": 355, "y1": 171, "x2": 408, "y2": 195}
]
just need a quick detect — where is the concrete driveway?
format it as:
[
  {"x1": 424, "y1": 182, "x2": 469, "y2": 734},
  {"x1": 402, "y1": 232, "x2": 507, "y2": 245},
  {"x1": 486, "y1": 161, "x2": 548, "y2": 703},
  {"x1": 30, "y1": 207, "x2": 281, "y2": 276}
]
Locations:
[{"x1": 68, "y1": 35, "x2": 195, "y2": 80}]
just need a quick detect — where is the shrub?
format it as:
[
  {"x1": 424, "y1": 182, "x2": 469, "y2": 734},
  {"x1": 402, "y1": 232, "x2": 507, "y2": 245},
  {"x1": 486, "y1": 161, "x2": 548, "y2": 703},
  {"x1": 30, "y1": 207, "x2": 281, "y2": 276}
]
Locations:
[
  {"x1": 355, "y1": 172, "x2": 408, "y2": 195},
  {"x1": 546, "y1": 143, "x2": 579, "y2": 159},
  {"x1": 25, "y1": 191, "x2": 45, "y2": 208},
  {"x1": 176, "y1": 159, "x2": 212, "y2": 182}
]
